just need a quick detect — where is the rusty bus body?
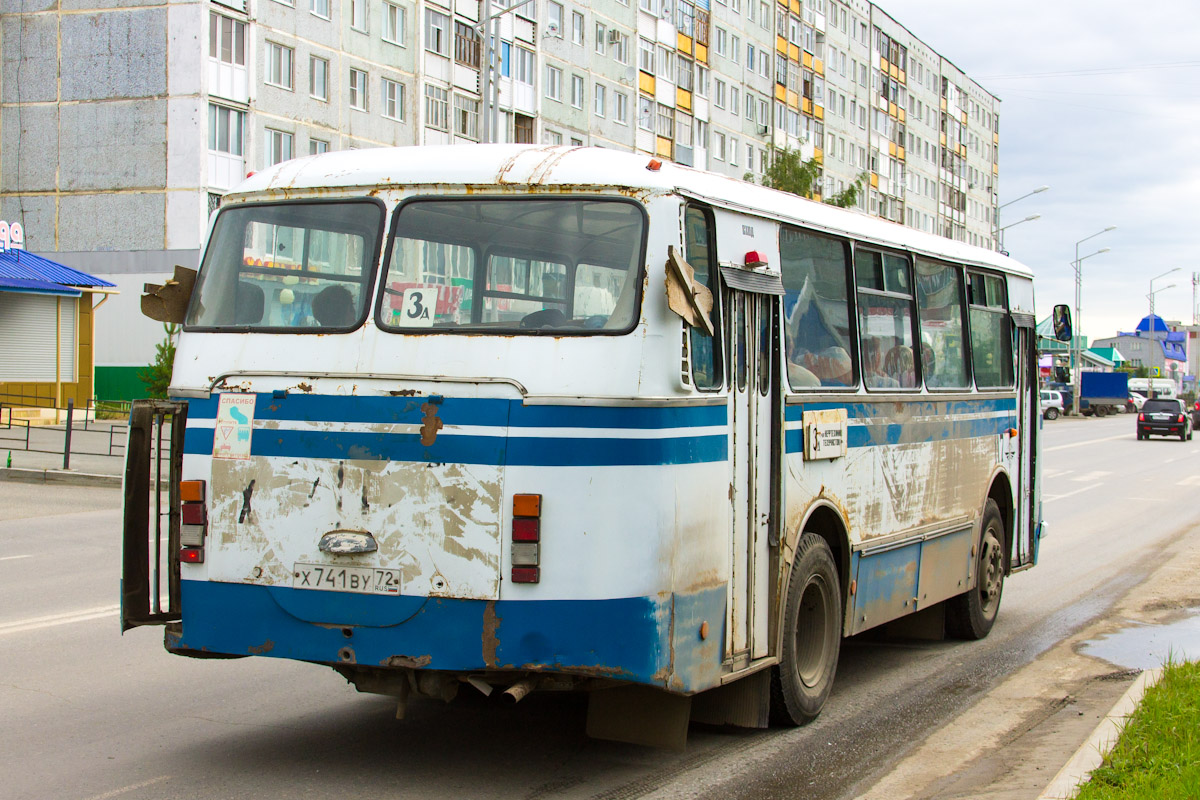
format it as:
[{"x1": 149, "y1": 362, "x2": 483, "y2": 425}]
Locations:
[{"x1": 121, "y1": 145, "x2": 1043, "y2": 747}]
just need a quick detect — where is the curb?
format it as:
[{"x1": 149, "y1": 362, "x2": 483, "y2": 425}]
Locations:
[
  {"x1": 0, "y1": 467, "x2": 122, "y2": 489},
  {"x1": 1036, "y1": 667, "x2": 1164, "y2": 800}
]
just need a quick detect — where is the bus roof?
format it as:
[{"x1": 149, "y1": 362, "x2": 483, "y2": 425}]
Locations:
[{"x1": 234, "y1": 144, "x2": 1032, "y2": 280}]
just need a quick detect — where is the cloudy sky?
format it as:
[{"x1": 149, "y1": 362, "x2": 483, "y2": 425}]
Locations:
[{"x1": 881, "y1": 0, "x2": 1200, "y2": 342}]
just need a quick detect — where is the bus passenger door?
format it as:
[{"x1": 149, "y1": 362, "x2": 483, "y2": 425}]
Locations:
[
  {"x1": 724, "y1": 284, "x2": 776, "y2": 663},
  {"x1": 1012, "y1": 321, "x2": 1037, "y2": 569}
]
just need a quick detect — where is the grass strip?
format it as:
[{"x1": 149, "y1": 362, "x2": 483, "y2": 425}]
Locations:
[{"x1": 1075, "y1": 659, "x2": 1200, "y2": 800}]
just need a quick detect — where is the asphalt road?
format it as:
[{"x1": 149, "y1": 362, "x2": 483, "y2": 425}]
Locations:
[{"x1": 2, "y1": 413, "x2": 1197, "y2": 800}]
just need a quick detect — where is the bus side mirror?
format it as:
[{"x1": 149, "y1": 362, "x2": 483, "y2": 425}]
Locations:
[
  {"x1": 1052, "y1": 304, "x2": 1072, "y2": 342},
  {"x1": 142, "y1": 265, "x2": 197, "y2": 324}
]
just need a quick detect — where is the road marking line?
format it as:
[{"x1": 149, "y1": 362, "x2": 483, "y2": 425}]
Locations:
[
  {"x1": 83, "y1": 776, "x2": 172, "y2": 800},
  {"x1": 0, "y1": 554, "x2": 32, "y2": 562},
  {"x1": 1042, "y1": 468, "x2": 1072, "y2": 479},
  {"x1": 0, "y1": 604, "x2": 120, "y2": 636},
  {"x1": 1070, "y1": 470, "x2": 1112, "y2": 482},
  {"x1": 1177, "y1": 475, "x2": 1200, "y2": 486},
  {"x1": 1043, "y1": 485, "x2": 1098, "y2": 503},
  {"x1": 1044, "y1": 434, "x2": 1129, "y2": 452}
]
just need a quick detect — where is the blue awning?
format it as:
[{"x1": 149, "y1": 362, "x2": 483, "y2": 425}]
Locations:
[
  {"x1": 0, "y1": 275, "x2": 83, "y2": 297},
  {"x1": 0, "y1": 248, "x2": 116, "y2": 290}
]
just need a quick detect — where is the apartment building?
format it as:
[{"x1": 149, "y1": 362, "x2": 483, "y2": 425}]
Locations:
[{"x1": 0, "y1": 0, "x2": 999, "y2": 398}]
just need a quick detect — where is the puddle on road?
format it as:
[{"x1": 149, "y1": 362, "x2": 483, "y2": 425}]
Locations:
[{"x1": 1081, "y1": 610, "x2": 1200, "y2": 670}]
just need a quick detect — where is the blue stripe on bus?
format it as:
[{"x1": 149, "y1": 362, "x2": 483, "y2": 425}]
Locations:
[
  {"x1": 782, "y1": 397, "x2": 1018, "y2": 423},
  {"x1": 783, "y1": 415, "x2": 1016, "y2": 453},
  {"x1": 176, "y1": 580, "x2": 728, "y2": 692},
  {"x1": 183, "y1": 427, "x2": 729, "y2": 466},
  {"x1": 184, "y1": 394, "x2": 727, "y2": 429}
]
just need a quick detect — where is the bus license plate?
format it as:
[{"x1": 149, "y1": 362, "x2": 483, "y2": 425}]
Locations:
[{"x1": 292, "y1": 563, "x2": 401, "y2": 595}]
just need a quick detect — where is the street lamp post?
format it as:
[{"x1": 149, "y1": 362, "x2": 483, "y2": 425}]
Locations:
[
  {"x1": 1148, "y1": 267, "x2": 1181, "y2": 386},
  {"x1": 995, "y1": 185, "x2": 1049, "y2": 251},
  {"x1": 998, "y1": 214, "x2": 1041, "y2": 243},
  {"x1": 1071, "y1": 226, "x2": 1116, "y2": 415},
  {"x1": 478, "y1": 0, "x2": 537, "y2": 144}
]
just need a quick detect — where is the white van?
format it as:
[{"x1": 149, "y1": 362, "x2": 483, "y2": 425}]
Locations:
[{"x1": 1127, "y1": 377, "x2": 1177, "y2": 400}]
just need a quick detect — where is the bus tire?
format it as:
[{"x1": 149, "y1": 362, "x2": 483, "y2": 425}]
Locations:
[
  {"x1": 947, "y1": 499, "x2": 1005, "y2": 640},
  {"x1": 769, "y1": 533, "x2": 841, "y2": 726}
]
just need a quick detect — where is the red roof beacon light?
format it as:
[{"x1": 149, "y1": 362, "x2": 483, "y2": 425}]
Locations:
[
  {"x1": 646, "y1": 158, "x2": 662, "y2": 171},
  {"x1": 744, "y1": 250, "x2": 768, "y2": 268}
]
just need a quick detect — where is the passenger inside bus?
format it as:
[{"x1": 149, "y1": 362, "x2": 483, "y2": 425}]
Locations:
[{"x1": 312, "y1": 284, "x2": 356, "y2": 327}]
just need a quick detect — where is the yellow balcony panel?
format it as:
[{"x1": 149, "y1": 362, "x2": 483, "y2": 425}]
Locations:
[
  {"x1": 656, "y1": 136, "x2": 674, "y2": 158},
  {"x1": 789, "y1": 44, "x2": 800, "y2": 61},
  {"x1": 870, "y1": 173, "x2": 879, "y2": 189},
  {"x1": 889, "y1": 101, "x2": 897, "y2": 117},
  {"x1": 897, "y1": 146, "x2": 905, "y2": 160},
  {"x1": 814, "y1": 104, "x2": 824, "y2": 120},
  {"x1": 696, "y1": 44, "x2": 708, "y2": 64},
  {"x1": 803, "y1": 97, "x2": 812, "y2": 115},
  {"x1": 777, "y1": 0, "x2": 787, "y2": 6},
  {"x1": 993, "y1": 131, "x2": 999, "y2": 144},
  {"x1": 959, "y1": 143, "x2": 967, "y2": 157},
  {"x1": 775, "y1": 84, "x2": 787, "y2": 102},
  {"x1": 813, "y1": 191, "x2": 822, "y2": 201},
  {"x1": 888, "y1": 141, "x2": 896, "y2": 157},
  {"x1": 787, "y1": 89, "x2": 800, "y2": 107},
  {"x1": 803, "y1": 51, "x2": 813, "y2": 69},
  {"x1": 941, "y1": 97, "x2": 947, "y2": 111},
  {"x1": 676, "y1": 87, "x2": 693, "y2": 111},
  {"x1": 961, "y1": 110, "x2": 968, "y2": 124},
  {"x1": 790, "y1": 0, "x2": 800, "y2": 13},
  {"x1": 898, "y1": 107, "x2": 906, "y2": 124},
  {"x1": 880, "y1": 56, "x2": 889, "y2": 72},
  {"x1": 777, "y1": 35, "x2": 788, "y2": 53},
  {"x1": 890, "y1": 64, "x2": 899, "y2": 80},
  {"x1": 940, "y1": 132, "x2": 947, "y2": 147},
  {"x1": 639, "y1": 72, "x2": 656, "y2": 95},
  {"x1": 813, "y1": 148, "x2": 823, "y2": 163},
  {"x1": 677, "y1": 32, "x2": 693, "y2": 54},
  {"x1": 814, "y1": 57, "x2": 824, "y2": 75},
  {"x1": 993, "y1": 163, "x2": 999, "y2": 175},
  {"x1": 898, "y1": 69, "x2": 906, "y2": 84}
]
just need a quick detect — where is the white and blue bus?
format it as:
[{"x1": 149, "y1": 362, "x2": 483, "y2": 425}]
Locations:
[{"x1": 122, "y1": 145, "x2": 1069, "y2": 747}]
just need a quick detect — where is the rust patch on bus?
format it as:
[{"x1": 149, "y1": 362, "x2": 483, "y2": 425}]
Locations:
[
  {"x1": 389, "y1": 389, "x2": 418, "y2": 396},
  {"x1": 385, "y1": 654, "x2": 432, "y2": 668},
  {"x1": 248, "y1": 640, "x2": 275, "y2": 654},
  {"x1": 420, "y1": 402, "x2": 444, "y2": 446},
  {"x1": 482, "y1": 601, "x2": 501, "y2": 668}
]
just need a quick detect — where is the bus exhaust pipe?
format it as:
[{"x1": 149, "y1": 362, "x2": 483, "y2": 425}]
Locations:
[{"x1": 502, "y1": 677, "x2": 539, "y2": 704}]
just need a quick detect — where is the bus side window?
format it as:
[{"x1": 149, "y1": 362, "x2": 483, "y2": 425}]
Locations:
[
  {"x1": 779, "y1": 226, "x2": 857, "y2": 389},
  {"x1": 685, "y1": 205, "x2": 722, "y2": 390},
  {"x1": 855, "y1": 248, "x2": 918, "y2": 390},
  {"x1": 915, "y1": 258, "x2": 969, "y2": 388},
  {"x1": 967, "y1": 272, "x2": 1013, "y2": 388}
]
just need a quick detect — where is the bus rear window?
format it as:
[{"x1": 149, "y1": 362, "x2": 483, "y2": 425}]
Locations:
[
  {"x1": 378, "y1": 198, "x2": 644, "y2": 333},
  {"x1": 186, "y1": 200, "x2": 384, "y2": 331}
]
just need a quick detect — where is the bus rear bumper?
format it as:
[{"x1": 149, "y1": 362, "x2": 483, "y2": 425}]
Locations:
[{"x1": 172, "y1": 579, "x2": 727, "y2": 694}]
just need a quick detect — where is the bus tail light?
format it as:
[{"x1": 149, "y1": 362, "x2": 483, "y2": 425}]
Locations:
[
  {"x1": 511, "y1": 494, "x2": 541, "y2": 584},
  {"x1": 180, "y1": 480, "x2": 207, "y2": 555}
]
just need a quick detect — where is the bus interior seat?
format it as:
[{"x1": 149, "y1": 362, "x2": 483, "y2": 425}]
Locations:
[
  {"x1": 234, "y1": 281, "x2": 265, "y2": 325},
  {"x1": 520, "y1": 308, "x2": 568, "y2": 329},
  {"x1": 312, "y1": 285, "x2": 356, "y2": 327}
]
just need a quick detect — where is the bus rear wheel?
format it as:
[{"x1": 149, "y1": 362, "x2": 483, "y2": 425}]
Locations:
[
  {"x1": 770, "y1": 533, "x2": 842, "y2": 726},
  {"x1": 947, "y1": 499, "x2": 1005, "y2": 640}
]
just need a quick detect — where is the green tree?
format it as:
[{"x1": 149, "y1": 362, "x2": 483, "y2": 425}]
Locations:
[
  {"x1": 139, "y1": 323, "x2": 179, "y2": 399},
  {"x1": 747, "y1": 145, "x2": 867, "y2": 208}
]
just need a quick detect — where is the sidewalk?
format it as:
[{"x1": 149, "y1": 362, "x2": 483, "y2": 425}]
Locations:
[{"x1": 1, "y1": 419, "x2": 125, "y2": 486}]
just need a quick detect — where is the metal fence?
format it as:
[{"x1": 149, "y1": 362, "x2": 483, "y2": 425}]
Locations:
[{"x1": 1, "y1": 397, "x2": 132, "y2": 468}]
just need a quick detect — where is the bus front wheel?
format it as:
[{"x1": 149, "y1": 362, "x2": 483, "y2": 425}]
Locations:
[
  {"x1": 770, "y1": 532, "x2": 842, "y2": 726},
  {"x1": 947, "y1": 500, "x2": 1005, "y2": 640}
]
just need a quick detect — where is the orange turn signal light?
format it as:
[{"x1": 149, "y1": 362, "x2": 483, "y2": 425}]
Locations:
[
  {"x1": 180, "y1": 480, "x2": 206, "y2": 503},
  {"x1": 513, "y1": 493, "x2": 541, "y2": 518}
]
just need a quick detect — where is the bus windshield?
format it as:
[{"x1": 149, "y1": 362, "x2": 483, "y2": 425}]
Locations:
[
  {"x1": 186, "y1": 200, "x2": 384, "y2": 331},
  {"x1": 377, "y1": 198, "x2": 644, "y2": 333}
]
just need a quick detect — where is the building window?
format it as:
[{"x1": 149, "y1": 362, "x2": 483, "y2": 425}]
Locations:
[
  {"x1": 310, "y1": 139, "x2": 329, "y2": 155},
  {"x1": 571, "y1": 74, "x2": 584, "y2": 108},
  {"x1": 571, "y1": 11, "x2": 584, "y2": 45},
  {"x1": 266, "y1": 128, "x2": 294, "y2": 166},
  {"x1": 612, "y1": 33, "x2": 629, "y2": 64},
  {"x1": 382, "y1": 77, "x2": 404, "y2": 120},
  {"x1": 594, "y1": 83, "x2": 606, "y2": 117},
  {"x1": 311, "y1": 0, "x2": 329, "y2": 19},
  {"x1": 383, "y1": 2, "x2": 405, "y2": 45},
  {"x1": 425, "y1": 84, "x2": 449, "y2": 131},
  {"x1": 657, "y1": 46, "x2": 673, "y2": 81},
  {"x1": 546, "y1": 65, "x2": 562, "y2": 101},
  {"x1": 545, "y1": 129, "x2": 563, "y2": 145},
  {"x1": 426, "y1": 9, "x2": 450, "y2": 56},
  {"x1": 595, "y1": 23, "x2": 607, "y2": 55},
  {"x1": 514, "y1": 113, "x2": 534, "y2": 144},
  {"x1": 713, "y1": 130, "x2": 726, "y2": 160},
  {"x1": 513, "y1": 45, "x2": 535, "y2": 86},
  {"x1": 657, "y1": 103, "x2": 674, "y2": 139},
  {"x1": 207, "y1": 192, "x2": 222, "y2": 215},
  {"x1": 208, "y1": 12, "x2": 246, "y2": 66},
  {"x1": 454, "y1": 94, "x2": 479, "y2": 139},
  {"x1": 208, "y1": 104, "x2": 244, "y2": 155},
  {"x1": 454, "y1": 21, "x2": 480, "y2": 67},
  {"x1": 349, "y1": 68, "x2": 368, "y2": 111},
  {"x1": 615, "y1": 92, "x2": 628, "y2": 124},
  {"x1": 350, "y1": 0, "x2": 367, "y2": 31},
  {"x1": 310, "y1": 56, "x2": 329, "y2": 100},
  {"x1": 266, "y1": 42, "x2": 294, "y2": 90},
  {"x1": 638, "y1": 95, "x2": 654, "y2": 130},
  {"x1": 639, "y1": 37, "x2": 655, "y2": 73},
  {"x1": 548, "y1": 1, "x2": 564, "y2": 36}
]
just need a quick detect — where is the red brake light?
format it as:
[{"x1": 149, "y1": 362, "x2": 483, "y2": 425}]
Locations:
[
  {"x1": 1138, "y1": 413, "x2": 1145, "y2": 421},
  {"x1": 181, "y1": 502, "x2": 207, "y2": 525},
  {"x1": 512, "y1": 518, "x2": 539, "y2": 542},
  {"x1": 180, "y1": 548, "x2": 204, "y2": 564},
  {"x1": 511, "y1": 567, "x2": 539, "y2": 583}
]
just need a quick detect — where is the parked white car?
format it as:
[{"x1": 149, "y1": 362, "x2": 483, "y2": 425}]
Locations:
[{"x1": 1040, "y1": 389, "x2": 1065, "y2": 420}]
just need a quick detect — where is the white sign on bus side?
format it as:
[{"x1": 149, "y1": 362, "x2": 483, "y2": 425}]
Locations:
[{"x1": 804, "y1": 408, "x2": 848, "y2": 461}]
